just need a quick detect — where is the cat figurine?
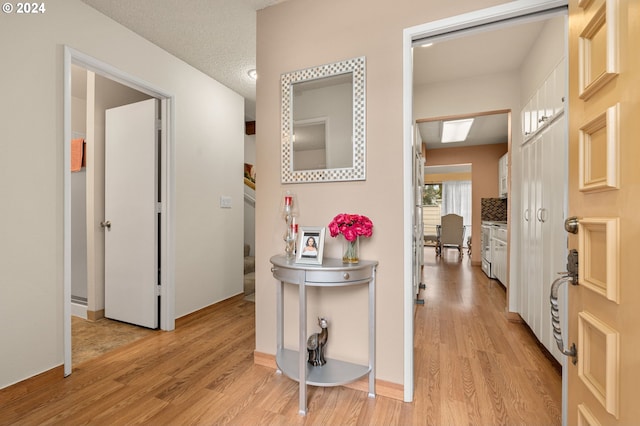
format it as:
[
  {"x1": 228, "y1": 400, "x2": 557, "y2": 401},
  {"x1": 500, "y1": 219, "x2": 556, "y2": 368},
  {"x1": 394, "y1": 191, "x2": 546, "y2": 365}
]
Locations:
[{"x1": 306, "y1": 317, "x2": 328, "y2": 366}]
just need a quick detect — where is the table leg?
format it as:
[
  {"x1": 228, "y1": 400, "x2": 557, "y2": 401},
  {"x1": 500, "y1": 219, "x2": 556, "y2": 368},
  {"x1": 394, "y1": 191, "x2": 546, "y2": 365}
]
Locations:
[
  {"x1": 368, "y1": 267, "x2": 376, "y2": 398},
  {"x1": 299, "y1": 280, "x2": 307, "y2": 415},
  {"x1": 276, "y1": 281, "x2": 283, "y2": 373}
]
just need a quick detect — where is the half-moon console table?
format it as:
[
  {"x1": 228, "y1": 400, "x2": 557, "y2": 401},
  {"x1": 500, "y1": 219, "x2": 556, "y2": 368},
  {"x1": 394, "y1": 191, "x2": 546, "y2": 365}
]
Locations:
[{"x1": 269, "y1": 255, "x2": 378, "y2": 415}]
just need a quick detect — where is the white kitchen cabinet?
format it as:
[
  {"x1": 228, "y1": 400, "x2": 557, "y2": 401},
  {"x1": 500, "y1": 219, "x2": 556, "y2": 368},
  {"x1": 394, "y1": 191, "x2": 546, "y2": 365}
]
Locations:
[
  {"x1": 552, "y1": 57, "x2": 566, "y2": 117},
  {"x1": 521, "y1": 59, "x2": 566, "y2": 143},
  {"x1": 491, "y1": 226, "x2": 508, "y2": 285},
  {"x1": 518, "y1": 54, "x2": 568, "y2": 362},
  {"x1": 522, "y1": 94, "x2": 537, "y2": 139},
  {"x1": 520, "y1": 114, "x2": 567, "y2": 363},
  {"x1": 518, "y1": 56, "x2": 568, "y2": 362},
  {"x1": 498, "y1": 153, "x2": 508, "y2": 198}
]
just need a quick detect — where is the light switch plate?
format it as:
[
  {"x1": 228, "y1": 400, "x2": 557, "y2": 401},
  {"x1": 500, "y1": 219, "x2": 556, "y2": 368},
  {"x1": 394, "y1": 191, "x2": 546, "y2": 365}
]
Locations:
[{"x1": 219, "y1": 195, "x2": 232, "y2": 208}]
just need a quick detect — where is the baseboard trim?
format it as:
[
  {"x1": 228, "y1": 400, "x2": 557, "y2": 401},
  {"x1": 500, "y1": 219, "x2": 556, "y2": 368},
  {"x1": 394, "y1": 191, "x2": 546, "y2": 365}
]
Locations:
[
  {"x1": 176, "y1": 293, "x2": 245, "y2": 328},
  {"x1": 506, "y1": 311, "x2": 523, "y2": 323},
  {"x1": 253, "y1": 351, "x2": 404, "y2": 401},
  {"x1": 0, "y1": 365, "x2": 64, "y2": 395},
  {"x1": 253, "y1": 350, "x2": 278, "y2": 369},
  {"x1": 87, "y1": 309, "x2": 104, "y2": 321},
  {"x1": 71, "y1": 302, "x2": 87, "y2": 319}
]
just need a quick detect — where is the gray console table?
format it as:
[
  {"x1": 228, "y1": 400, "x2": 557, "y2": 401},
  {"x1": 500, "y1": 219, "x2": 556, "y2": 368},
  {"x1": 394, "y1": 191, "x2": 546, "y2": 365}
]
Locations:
[{"x1": 269, "y1": 255, "x2": 378, "y2": 415}]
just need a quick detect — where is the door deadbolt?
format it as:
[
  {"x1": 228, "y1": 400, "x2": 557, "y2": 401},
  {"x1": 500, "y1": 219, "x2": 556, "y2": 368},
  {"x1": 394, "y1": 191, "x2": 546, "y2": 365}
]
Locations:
[{"x1": 566, "y1": 249, "x2": 579, "y2": 284}]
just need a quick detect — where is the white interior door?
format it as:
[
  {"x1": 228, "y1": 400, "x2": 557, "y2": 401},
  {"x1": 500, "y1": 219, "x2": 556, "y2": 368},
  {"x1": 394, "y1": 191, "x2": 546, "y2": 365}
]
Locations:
[{"x1": 104, "y1": 98, "x2": 158, "y2": 329}]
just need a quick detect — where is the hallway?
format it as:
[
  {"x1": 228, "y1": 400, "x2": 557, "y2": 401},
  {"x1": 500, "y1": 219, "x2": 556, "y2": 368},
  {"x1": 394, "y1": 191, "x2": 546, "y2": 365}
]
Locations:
[
  {"x1": 0, "y1": 251, "x2": 561, "y2": 424},
  {"x1": 414, "y1": 249, "x2": 561, "y2": 424}
]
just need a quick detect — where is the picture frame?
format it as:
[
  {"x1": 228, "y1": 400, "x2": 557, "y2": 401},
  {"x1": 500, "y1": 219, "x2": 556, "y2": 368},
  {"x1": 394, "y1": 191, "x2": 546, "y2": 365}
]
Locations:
[{"x1": 295, "y1": 226, "x2": 325, "y2": 265}]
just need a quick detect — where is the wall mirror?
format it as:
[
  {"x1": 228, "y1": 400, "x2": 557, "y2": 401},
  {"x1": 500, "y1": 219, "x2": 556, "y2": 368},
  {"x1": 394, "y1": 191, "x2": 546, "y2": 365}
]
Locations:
[{"x1": 281, "y1": 56, "x2": 366, "y2": 183}]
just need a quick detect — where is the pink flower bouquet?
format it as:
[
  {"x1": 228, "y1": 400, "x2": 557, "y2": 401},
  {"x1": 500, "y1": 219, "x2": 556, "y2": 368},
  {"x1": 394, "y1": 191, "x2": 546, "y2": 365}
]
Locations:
[{"x1": 328, "y1": 213, "x2": 374, "y2": 242}]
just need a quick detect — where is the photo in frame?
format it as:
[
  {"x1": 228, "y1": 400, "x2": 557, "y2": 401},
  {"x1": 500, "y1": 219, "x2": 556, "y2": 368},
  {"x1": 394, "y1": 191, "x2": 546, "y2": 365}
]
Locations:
[{"x1": 296, "y1": 226, "x2": 325, "y2": 265}]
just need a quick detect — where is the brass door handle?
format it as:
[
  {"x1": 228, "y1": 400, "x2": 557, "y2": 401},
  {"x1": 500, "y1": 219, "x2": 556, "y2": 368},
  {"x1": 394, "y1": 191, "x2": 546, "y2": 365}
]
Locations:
[{"x1": 549, "y1": 250, "x2": 580, "y2": 365}]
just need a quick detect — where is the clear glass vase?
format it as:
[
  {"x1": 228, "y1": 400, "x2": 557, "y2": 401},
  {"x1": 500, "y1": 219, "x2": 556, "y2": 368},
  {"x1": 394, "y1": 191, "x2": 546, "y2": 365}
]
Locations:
[
  {"x1": 342, "y1": 236, "x2": 359, "y2": 264},
  {"x1": 284, "y1": 220, "x2": 297, "y2": 260}
]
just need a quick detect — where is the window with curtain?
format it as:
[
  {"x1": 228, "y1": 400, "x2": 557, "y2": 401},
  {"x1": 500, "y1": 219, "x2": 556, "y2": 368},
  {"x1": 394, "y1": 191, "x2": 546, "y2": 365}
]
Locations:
[{"x1": 441, "y1": 180, "x2": 472, "y2": 230}]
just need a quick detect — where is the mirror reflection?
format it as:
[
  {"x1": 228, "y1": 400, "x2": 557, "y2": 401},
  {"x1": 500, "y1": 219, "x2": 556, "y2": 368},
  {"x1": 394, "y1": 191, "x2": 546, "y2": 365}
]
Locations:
[
  {"x1": 281, "y1": 56, "x2": 366, "y2": 183},
  {"x1": 292, "y1": 74, "x2": 353, "y2": 171}
]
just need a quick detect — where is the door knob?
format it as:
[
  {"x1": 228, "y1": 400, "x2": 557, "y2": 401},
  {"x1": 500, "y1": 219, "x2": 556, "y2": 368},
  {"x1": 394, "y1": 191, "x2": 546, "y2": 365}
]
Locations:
[
  {"x1": 564, "y1": 216, "x2": 579, "y2": 234},
  {"x1": 100, "y1": 220, "x2": 111, "y2": 229}
]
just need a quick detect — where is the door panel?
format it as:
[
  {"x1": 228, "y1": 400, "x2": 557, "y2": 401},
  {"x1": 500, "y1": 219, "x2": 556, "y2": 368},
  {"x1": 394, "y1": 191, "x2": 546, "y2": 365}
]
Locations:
[
  {"x1": 567, "y1": 0, "x2": 639, "y2": 423},
  {"x1": 104, "y1": 98, "x2": 158, "y2": 329}
]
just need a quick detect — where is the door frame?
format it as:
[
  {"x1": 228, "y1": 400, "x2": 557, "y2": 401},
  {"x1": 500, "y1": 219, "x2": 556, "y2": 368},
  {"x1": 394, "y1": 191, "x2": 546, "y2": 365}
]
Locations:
[
  {"x1": 63, "y1": 46, "x2": 176, "y2": 376},
  {"x1": 401, "y1": 0, "x2": 568, "y2": 408}
]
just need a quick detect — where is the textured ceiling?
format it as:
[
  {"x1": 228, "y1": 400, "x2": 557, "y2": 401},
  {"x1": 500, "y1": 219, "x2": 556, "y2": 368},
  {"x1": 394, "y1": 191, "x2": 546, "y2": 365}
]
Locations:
[
  {"x1": 79, "y1": 0, "x2": 551, "y2": 142},
  {"x1": 81, "y1": 0, "x2": 283, "y2": 120}
]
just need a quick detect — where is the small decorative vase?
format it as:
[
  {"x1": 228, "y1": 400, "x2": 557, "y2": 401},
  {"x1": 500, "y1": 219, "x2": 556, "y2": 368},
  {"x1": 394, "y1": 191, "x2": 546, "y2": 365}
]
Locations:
[{"x1": 342, "y1": 236, "x2": 360, "y2": 264}]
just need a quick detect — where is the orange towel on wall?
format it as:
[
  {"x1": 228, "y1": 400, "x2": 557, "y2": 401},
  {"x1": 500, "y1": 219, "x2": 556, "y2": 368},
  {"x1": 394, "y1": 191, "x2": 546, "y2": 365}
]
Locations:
[{"x1": 71, "y1": 138, "x2": 84, "y2": 172}]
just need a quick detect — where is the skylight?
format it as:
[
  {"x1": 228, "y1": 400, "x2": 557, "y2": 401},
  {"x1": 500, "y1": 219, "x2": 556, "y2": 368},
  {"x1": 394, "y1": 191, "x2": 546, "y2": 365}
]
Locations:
[{"x1": 441, "y1": 118, "x2": 474, "y2": 143}]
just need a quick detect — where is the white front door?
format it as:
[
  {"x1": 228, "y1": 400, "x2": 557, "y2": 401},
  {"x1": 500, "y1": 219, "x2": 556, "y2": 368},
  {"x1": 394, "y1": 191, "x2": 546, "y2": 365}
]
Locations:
[
  {"x1": 566, "y1": 0, "x2": 640, "y2": 423},
  {"x1": 104, "y1": 98, "x2": 159, "y2": 329}
]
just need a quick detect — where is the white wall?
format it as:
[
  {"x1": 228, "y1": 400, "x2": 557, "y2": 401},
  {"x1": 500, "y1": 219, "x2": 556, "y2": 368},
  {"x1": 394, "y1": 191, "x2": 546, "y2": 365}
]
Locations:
[
  {"x1": 520, "y1": 16, "x2": 566, "y2": 103},
  {"x1": 0, "y1": 0, "x2": 244, "y2": 389},
  {"x1": 414, "y1": 71, "x2": 521, "y2": 122}
]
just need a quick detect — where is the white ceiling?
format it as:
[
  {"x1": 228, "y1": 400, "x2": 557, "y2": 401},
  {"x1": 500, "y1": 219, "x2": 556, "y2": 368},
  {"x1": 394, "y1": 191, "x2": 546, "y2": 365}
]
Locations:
[
  {"x1": 414, "y1": 19, "x2": 548, "y2": 150},
  {"x1": 425, "y1": 164, "x2": 472, "y2": 175},
  {"x1": 417, "y1": 112, "x2": 509, "y2": 150},
  {"x1": 412, "y1": 19, "x2": 546, "y2": 87}
]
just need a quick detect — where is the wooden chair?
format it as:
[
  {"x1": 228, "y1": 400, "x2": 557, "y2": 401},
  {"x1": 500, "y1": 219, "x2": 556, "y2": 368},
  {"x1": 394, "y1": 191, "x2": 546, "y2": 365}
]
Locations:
[{"x1": 436, "y1": 214, "x2": 466, "y2": 259}]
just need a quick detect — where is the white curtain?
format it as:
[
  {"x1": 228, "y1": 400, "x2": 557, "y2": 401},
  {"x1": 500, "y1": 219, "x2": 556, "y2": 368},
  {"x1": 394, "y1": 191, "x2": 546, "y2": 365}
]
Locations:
[{"x1": 441, "y1": 180, "x2": 472, "y2": 229}]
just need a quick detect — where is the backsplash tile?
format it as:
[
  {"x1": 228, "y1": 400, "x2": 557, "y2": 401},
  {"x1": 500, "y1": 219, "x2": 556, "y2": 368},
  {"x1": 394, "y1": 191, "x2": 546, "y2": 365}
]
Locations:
[{"x1": 481, "y1": 198, "x2": 507, "y2": 221}]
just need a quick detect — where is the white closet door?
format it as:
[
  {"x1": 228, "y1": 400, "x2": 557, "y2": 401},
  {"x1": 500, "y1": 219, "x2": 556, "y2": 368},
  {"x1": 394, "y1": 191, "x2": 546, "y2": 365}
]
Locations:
[
  {"x1": 542, "y1": 116, "x2": 566, "y2": 362},
  {"x1": 521, "y1": 141, "x2": 532, "y2": 326},
  {"x1": 104, "y1": 99, "x2": 158, "y2": 329},
  {"x1": 531, "y1": 131, "x2": 545, "y2": 337}
]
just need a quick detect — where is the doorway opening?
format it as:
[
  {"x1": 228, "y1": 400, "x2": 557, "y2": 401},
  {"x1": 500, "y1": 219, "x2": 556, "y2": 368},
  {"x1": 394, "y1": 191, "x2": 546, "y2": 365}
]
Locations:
[
  {"x1": 422, "y1": 165, "x2": 473, "y2": 258},
  {"x1": 402, "y1": 0, "x2": 568, "y2": 408},
  {"x1": 69, "y1": 64, "x2": 153, "y2": 321},
  {"x1": 417, "y1": 109, "x2": 509, "y2": 262},
  {"x1": 63, "y1": 46, "x2": 176, "y2": 376}
]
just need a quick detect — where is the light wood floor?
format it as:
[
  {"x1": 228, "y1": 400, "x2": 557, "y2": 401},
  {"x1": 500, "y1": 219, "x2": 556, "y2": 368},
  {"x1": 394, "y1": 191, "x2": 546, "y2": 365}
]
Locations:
[{"x1": 0, "y1": 251, "x2": 561, "y2": 425}]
